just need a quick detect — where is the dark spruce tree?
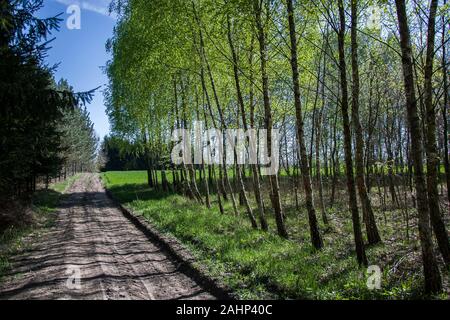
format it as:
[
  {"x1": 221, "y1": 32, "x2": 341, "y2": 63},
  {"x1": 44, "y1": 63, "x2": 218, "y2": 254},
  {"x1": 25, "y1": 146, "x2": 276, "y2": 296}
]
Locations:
[{"x1": 0, "y1": 1, "x2": 95, "y2": 204}]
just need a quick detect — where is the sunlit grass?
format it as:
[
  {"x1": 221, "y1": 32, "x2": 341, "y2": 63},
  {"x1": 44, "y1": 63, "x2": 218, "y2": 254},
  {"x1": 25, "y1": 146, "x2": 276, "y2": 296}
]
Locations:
[{"x1": 102, "y1": 170, "x2": 448, "y2": 299}]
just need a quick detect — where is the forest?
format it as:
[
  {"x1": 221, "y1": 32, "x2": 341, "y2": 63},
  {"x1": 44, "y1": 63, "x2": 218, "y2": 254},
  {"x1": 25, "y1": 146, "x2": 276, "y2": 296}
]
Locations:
[
  {"x1": 0, "y1": 0, "x2": 449, "y2": 301},
  {"x1": 0, "y1": 1, "x2": 98, "y2": 228},
  {"x1": 103, "y1": 0, "x2": 450, "y2": 298}
]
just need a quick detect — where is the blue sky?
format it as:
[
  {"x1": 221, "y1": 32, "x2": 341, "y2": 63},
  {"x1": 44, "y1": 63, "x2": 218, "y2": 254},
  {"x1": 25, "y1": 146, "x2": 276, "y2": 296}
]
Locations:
[{"x1": 37, "y1": 0, "x2": 116, "y2": 140}]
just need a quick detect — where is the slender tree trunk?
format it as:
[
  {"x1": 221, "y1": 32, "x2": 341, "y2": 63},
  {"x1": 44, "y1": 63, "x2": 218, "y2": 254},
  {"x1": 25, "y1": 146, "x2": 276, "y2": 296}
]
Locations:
[
  {"x1": 315, "y1": 103, "x2": 328, "y2": 225},
  {"x1": 173, "y1": 77, "x2": 194, "y2": 199},
  {"x1": 143, "y1": 130, "x2": 154, "y2": 188},
  {"x1": 153, "y1": 168, "x2": 159, "y2": 190},
  {"x1": 285, "y1": 0, "x2": 323, "y2": 248},
  {"x1": 254, "y1": 0, "x2": 288, "y2": 238},
  {"x1": 172, "y1": 166, "x2": 178, "y2": 192},
  {"x1": 442, "y1": 0, "x2": 450, "y2": 204},
  {"x1": 338, "y1": 0, "x2": 367, "y2": 266},
  {"x1": 330, "y1": 105, "x2": 338, "y2": 207},
  {"x1": 199, "y1": 61, "x2": 225, "y2": 214},
  {"x1": 201, "y1": 156, "x2": 211, "y2": 208},
  {"x1": 191, "y1": 6, "x2": 225, "y2": 213},
  {"x1": 385, "y1": 125, "x2": 400, "y2": 208},
  {"x1": 316, "y1": 31, "x2": 329, "y2": 225},
  {"x1": 206, "y1": 63, "x2": 239, "y2": 215},
  {"x1": 350, "y1": 0, "x2": 381, "y2": 245},
  {"x1": 196, "y1": 89, "x2": 211, "y2": 208},
  {"x1": 248, "y1": 34, "x2": 269, "y2": 231},
  {"x1": 423, "y1": 0, "x2": 450, "y2": 267},
  {"x1": 188, "y1": 164, "x2": 203, "y2": 203},
  {"x1": 227, "y1": 15, "x2": 258, "y2": 228},
  {"x1": 197, "y1": 17, "x2": 238, "y2": 214},
  {"x1": 161, "y1": 166, "x2": 169, "y2": 192},
  {"x1": 180, "y1": 77, "x2": 203, "y2": 203},
  {"x1": 395, "y1": 0, "x2": 442, "y2": 293}
]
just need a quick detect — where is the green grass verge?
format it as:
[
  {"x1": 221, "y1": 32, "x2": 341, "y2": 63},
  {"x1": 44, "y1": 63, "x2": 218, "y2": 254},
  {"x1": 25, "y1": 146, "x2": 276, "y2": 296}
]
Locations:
[
  {"x1": 0, "y1": 174, "x2": 80, "y2": 280},
  {"x1": 102, "y1": 171, "x2": 448, "y2": 300}
]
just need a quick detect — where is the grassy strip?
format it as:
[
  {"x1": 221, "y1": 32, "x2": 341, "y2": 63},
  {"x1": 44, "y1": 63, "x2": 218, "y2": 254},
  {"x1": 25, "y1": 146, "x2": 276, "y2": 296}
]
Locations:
[
  {"x1": 101, "y1": 164, "x2": 449, "y2": 185},
  {"x1": 0, "y1": 174, "x2": 80, "y2": 280},
  {"x1": 102, "y1": 171, "x2": 447, "y2": 300},
  {"x1": 50, "y1": 174, "x2": 81, "y2": 194}
]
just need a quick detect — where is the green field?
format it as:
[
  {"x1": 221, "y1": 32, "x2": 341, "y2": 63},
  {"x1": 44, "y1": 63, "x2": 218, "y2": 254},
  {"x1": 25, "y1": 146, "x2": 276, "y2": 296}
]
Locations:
[{"x1": 101, "y1": 170, "x2": 447, "y2": 299}]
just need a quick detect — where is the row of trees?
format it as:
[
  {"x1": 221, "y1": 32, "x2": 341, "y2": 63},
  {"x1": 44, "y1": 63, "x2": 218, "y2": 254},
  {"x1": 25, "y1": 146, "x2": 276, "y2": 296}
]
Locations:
[
  {"x1": 58, "y1": 82, "x2": 99, "y2": 178},
  {"x1": 98, "y1": 135, "x2": 147, "y2": 171},
  {"x1": 106, "y1": 0, "x2": 449, "y2": 293},
  {"x1": 0, "y1": 0, "x2": 98, "y2": 201}
]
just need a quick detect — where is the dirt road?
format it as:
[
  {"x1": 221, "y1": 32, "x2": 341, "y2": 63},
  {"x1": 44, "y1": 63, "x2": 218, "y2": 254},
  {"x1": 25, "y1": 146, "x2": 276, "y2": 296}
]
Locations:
[{"x1": 0, "y1": 173, "x2": 215, "y2": 300}]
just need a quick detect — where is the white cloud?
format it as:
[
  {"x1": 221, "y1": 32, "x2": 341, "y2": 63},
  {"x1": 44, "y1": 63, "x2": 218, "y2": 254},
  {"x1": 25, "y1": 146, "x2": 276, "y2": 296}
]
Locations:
[{"x1": 54, "y1": 0, "x2": 116, "y2": 19}]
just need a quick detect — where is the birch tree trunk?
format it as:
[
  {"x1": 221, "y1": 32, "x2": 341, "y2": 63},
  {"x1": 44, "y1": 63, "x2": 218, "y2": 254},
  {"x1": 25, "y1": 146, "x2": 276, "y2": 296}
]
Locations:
[
  {"x1": 423, "y1": 0, "x2": 450, "y2": 267},
  {"x1": 395, "y1": 0, "x2": 442, "y2": 293},
  {"x1": 286, "y1": 0, "x2": 323, "y2": 248},
  {"x1": 338, "y1": 0, "x2": 367, "y2": 266},
  {"x1": 350, "y1": 0, "x2": 381, "y2": 245},
  {"x1": 254, "y1": 0, "x2": 288, "y2": 238}
]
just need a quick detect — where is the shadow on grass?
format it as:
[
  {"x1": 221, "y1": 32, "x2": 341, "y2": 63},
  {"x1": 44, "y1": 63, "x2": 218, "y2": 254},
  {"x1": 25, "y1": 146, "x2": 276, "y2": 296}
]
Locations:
[
  {"x1": 0, "y1": 188, "x2": 66, "y2": 282},
  {"x1": 1, "y1": 188, "x2": 62, "y2": 235},
  {"x1": 103, "y1": 182, "x2": 442, "y2": 300},
  {"x1": 32, "y1": 189, "x2": 61, "y2": 208}
]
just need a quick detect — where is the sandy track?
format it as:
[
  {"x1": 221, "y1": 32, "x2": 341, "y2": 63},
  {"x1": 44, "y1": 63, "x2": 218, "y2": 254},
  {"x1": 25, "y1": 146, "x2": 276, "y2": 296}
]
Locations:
[{"x1": 0, "y1": 173, "x2": 215, "y2": 300}]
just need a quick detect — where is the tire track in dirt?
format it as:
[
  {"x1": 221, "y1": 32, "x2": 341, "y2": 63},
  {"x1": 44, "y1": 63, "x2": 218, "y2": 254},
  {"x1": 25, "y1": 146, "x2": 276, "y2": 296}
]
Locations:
[{"x1": 0, "y1": 173, "x2": 215, "y2": 300}]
